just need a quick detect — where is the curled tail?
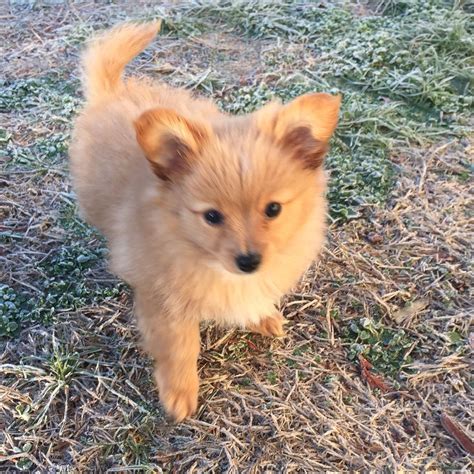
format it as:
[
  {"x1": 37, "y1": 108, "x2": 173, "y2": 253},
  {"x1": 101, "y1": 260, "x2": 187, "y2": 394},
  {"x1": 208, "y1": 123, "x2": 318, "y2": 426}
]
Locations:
[{"x1": 81, "y1": 21, "x2": 161, "y2": 104}]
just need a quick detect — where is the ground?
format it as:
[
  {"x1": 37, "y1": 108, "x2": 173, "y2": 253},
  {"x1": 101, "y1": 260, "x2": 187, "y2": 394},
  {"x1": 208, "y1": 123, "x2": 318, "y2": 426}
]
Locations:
[{"x1": 1, "y1": 0, "x2": 473, "y2": 472}]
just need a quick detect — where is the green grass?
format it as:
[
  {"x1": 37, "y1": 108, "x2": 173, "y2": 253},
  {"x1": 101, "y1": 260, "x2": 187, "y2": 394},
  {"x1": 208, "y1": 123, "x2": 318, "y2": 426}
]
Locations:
[
  {"x1": 4, "y1": 132, "x2": 70, "y2": 168},
  {"x1": 266, "y1": 370, "x2": 278, "y2": 384},
  {"x1": 1, "y1": 74, "x2": 121, "y2": 337}
]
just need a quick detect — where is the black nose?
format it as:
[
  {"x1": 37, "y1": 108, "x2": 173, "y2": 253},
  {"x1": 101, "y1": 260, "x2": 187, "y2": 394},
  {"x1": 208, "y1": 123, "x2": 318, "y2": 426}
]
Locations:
[{"x1": 235, "y1": 252, "x2": 261, "y2": 273}]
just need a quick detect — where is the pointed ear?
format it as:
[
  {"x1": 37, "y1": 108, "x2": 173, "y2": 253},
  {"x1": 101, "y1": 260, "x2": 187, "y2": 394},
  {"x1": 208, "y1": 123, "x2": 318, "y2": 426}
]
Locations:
[
  {"x1": 275, "y1": 93, "x2": 341, "y2": 143},
  {"x1": 258, "y1": 93, "x2": 341, "y2": 170},
  {"x1": 134, "y1": 108, "x2": 209, "y2": 181}
]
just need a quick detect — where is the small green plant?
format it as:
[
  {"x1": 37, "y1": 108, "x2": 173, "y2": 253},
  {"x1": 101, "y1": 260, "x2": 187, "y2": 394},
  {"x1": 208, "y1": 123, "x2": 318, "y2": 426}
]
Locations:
[
  {"x1": 15, "y1": 403, "x2": 33, "y2": 423},
  {"x1": 6, "y1": 132, "x2": 71, "y2": 168},
  {"x1": 238, "y1": 377, "x2": 252, "y2": 387},
  {"x1": 0, "y1": 77, "x2": 80, "y2": 115},
  {"x1": 446, "y1": 330, "x2": 465, "y2": 351},
  {"x1": 103, "y1": 417, "x2": 156, "y2": 466},
  {"x1": 1, "y1": 240, "x2": 123, "y2": 338},
  {"x1": 343, "y1": 317, "x2": 413, "y2": 377},
  {"x1": 48, "y1": 346, "x2": 79, "y2": 384},
  {"x1": 293, "y1": 344, "x2": 311, "y2": 356},
  {"x1": 218, "y1": 83, "x2": 276, "y2": 114},
  {"x1": 266, "y1": 370, "x2": 278, "y2": 384},
  {"x1": 2, "y1": 76, "x2": 81, "y2": 169},
  {"x1": 32, "y1": 242, "x2": 122, "y2": 320},
  {"x1": 226, "y1": 338, "x2": 251, "y2": 360},
  {"x1": 0, "y1": 284, "x2": 31, "y2": 337}
]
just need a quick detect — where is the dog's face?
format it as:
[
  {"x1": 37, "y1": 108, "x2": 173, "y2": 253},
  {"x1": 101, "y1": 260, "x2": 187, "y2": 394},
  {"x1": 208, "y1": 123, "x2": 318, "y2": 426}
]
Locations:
[{"x1": 135, "y1": 93, "x2": 340, "y2": 275}]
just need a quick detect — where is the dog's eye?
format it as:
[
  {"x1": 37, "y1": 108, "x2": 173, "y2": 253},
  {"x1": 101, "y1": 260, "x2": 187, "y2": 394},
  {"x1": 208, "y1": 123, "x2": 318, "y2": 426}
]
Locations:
[
  {"x1": 265, "y1": 202, "x2": 282, "y2": 219},
  {"x1": 203, "y1": 209, "x2": 224, "y2": 225}
]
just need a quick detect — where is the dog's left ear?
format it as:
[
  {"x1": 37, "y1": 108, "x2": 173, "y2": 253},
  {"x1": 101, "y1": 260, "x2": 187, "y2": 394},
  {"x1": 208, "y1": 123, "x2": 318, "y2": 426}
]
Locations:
[
  {"x1": 259, "y1": 93, "x2": 341, "y2": 169},
  {"x1": 134, "y1": 108, "x2": 209, "y2": 181}
]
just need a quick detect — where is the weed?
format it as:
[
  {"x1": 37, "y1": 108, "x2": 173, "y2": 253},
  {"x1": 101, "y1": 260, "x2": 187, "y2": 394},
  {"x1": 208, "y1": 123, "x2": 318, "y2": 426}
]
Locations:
[
  {"x1": 6, "y1": 132, "x2": 70, "y2": 168},
  {"x1": 447, "y1": 330, "x2": 465, "y2": 351},
  {"x1": 0, "y1": 284, "x2": 31, "y2": 337},
  {"x1": 2, "y1": 76, "x2": 80, "y2": 169},
  {"x1": 48, "y1": 346, "x2": 79, "y2": 384},
  {"x1": 237, "y1": 377, "x2": 252, "y2": 387},
  {"x1": 226, "y1": 338, "x2": 251, "y2": 360},
  {"x1": 0, "y1": 241, "x2": 123, "y2": 337},
  {"x1": 0, "y1": 77, "x2": 80, "y2": 115},
  {"x1": 99, "y1": 416, "x2": 157, "y2": 466},
  {"x1": 266, "y1": 370, "x2": 278, "y2": 384},
  {"x1": 33, "y1": 242, "x2": 122, "y2": 317},
  {"x1": 293, "y1": 344, "x2": 311, "y2": 356},
  {"x1": 342, "y1": 317, "x2": 413, "y2": 378}
]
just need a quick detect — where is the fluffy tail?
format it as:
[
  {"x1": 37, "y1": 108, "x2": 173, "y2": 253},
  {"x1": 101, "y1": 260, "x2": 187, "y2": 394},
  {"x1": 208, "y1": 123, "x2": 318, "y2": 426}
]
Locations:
[{"x1": 81, "y1": 21, "x2": 161, "y2": 104}]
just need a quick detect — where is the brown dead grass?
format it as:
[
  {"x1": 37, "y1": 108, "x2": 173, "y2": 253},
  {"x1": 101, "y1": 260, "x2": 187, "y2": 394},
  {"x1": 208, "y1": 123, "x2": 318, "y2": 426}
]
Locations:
[{"x1": 1, "y1": 1, "x2": 473, "y2": 472}]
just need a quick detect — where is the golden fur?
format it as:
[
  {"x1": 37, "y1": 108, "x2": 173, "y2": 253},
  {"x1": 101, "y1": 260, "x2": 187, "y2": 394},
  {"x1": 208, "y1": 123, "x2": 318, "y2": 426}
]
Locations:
[{"x1": 69, "y1": 22, "x2": 341, "y2": 421}]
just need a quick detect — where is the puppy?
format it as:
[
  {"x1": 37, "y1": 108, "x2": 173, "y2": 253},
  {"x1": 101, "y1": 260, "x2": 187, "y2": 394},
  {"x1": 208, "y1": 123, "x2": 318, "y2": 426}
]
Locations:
[{"x1": 70, "y1": 22, "x2": 340, "y2": 421}]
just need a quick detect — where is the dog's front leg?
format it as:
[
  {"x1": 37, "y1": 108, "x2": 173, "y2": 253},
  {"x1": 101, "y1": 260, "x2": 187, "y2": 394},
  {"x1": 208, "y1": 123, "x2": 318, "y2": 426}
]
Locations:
[
  {"x1": 247, "y1": 311, "x2": 287, "y2": 337},
  {"x1": 136, "y1": 293, "x2": 200, "y2": 422}
]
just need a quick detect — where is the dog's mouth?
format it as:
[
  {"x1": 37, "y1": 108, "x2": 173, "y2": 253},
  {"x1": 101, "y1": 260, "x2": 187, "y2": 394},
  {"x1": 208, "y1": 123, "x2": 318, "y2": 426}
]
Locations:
[{"x1": 204, "y1": 256, "x2": 262, "y2": 278}]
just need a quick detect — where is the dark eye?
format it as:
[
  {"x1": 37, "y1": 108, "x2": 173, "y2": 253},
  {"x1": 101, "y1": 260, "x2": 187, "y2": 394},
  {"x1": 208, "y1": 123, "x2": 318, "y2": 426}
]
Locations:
[
  {"x1": 265, "y1": 202, "x2": 282, "y2": 219},
  {"x1": 203, "y1": 209, "x2": 224, "y2": 225}
]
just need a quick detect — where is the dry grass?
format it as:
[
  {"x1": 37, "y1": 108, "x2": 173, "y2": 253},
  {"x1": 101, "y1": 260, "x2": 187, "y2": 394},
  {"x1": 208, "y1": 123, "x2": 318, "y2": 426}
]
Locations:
[{"x1": 1, "y1": 1, "x2": 473, "y2": 471}]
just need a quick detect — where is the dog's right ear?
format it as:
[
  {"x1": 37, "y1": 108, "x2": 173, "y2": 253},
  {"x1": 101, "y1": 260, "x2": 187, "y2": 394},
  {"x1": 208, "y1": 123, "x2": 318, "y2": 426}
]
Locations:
[{"x1": 134, "y1": 108, "x2": 209, "y2": 181}]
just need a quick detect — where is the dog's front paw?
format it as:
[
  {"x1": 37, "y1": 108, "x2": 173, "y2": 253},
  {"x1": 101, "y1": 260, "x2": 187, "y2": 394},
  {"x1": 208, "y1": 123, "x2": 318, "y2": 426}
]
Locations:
[
  {"x1": 248, "y1": 312, "x2": 287, "y2": 337},
  {"x1": 155, "y1": 370, "x2": 199, "y2": 422}
]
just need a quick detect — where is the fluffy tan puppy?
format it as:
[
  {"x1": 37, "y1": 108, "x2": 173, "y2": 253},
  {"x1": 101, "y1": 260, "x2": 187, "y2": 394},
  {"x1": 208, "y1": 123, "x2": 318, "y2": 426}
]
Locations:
[{"x1": 70, "y1": 22, "x2": 341, "y2": 421}]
